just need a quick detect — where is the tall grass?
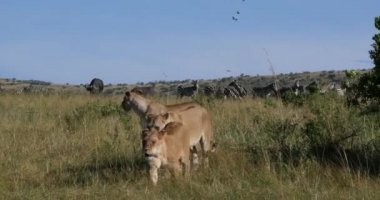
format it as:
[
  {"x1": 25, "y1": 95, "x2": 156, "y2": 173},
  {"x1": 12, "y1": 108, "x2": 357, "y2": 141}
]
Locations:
[{"x1": 0, "y1": 92, "x2": 379, "y2": 199}]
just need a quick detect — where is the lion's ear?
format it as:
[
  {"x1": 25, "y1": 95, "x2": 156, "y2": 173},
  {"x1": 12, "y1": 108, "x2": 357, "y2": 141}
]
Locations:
[
  {"x1": 125, "y1": 91, "x2": 131, "y2": 97},
  {"x1": 163, "y1": 122, "x2": 181, "y2": 135}
]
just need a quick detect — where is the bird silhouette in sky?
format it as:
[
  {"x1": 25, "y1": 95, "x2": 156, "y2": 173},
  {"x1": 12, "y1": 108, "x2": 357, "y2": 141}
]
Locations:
[{"x1": 232, "y1": 0, "x2": 245, "y2": 21}]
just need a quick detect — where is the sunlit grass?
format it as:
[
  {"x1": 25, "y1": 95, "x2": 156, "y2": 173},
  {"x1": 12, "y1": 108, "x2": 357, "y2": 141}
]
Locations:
[{"x1": 0, "y1": 93, "x2": 379, "y2": 199}]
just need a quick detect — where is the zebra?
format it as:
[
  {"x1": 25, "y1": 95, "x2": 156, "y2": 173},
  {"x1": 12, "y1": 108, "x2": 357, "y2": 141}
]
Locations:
[
  {"x1": 293, "y1": 80, "x2": 305, "y2": 96},
  {"x1": 215, "y1": 87, "x2": 225, "y2": 99},
  {"x1": 85, "y1": 78, "x2": 104, "y2": 94},
  {"x1": 224, "y1": 86, "x2": 240, "y2": 99},
  {"x1": 177, "y1": 80, "x2": 198, "y2": 98},
  {"x1": 320, "y1": 82, "x2": 345, "y2": 96},
  {"x1": 252, "y1": 82, "x2": 279, "y2": 98},
  {"x1": 222, "y1": 80, "x2": 248, "y2": 100},
  {"x1": 204, "y1": 86, "x2": 215, "y2": 96},
  {"x1": 228, "y1": 80, "x2": 248, "y2": 97},
  {"x1": 204, "y1": 83, "x2": 243, "y2": 99},
  {"x1": 278, "y1": 80, "x2": 304, "y2": 97}
]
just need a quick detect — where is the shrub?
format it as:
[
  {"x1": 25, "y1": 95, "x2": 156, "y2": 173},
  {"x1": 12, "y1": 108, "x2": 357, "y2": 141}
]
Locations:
[
  {"x1": 353, "y1": 16, "x2": 380, "y2": 104},
  {"x1": 281, "y1": 91, "x2": 306, "y2": 106}
]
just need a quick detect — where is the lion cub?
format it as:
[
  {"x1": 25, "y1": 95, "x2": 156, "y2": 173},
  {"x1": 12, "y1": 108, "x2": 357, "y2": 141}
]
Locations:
[{"x1": 142, "y1": 122, "x2": 190, "y2": 185}]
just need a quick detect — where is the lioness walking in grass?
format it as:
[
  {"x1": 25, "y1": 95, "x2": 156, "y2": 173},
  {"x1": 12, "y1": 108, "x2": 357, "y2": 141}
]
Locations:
[
  {"x1": 121, "y1": 89, "x2": 214, "y2": 167},
  {"x1": 143, "y1": 122, "x2": 190, "y2": 185}
]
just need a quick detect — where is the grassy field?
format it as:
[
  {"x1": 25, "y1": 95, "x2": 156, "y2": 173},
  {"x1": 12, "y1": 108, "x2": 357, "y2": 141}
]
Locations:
[{"x1": 0, "y1": 92, "x2": 379, "y2": 199}]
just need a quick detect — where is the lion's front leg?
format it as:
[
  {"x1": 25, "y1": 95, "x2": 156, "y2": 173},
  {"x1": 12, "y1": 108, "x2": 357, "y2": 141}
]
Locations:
[{"x1": 148, "y1": 158, "x2": 161, "y2": 185}]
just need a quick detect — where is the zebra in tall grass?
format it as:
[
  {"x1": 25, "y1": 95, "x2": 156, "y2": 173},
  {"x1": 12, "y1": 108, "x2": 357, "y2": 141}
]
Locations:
[
  {"x1": 204, "y1": 85, "x2": 225, "y2": 98},
  {"x1": 278, "y1": 80, "x2": 304, "y2": 97},
  {"x1": 320, "y1": 82, "x2": 345, "y2": 96},
  {"x1": 177, "y1": 80, "x2": 199, "y2": 98},
  {"x1": 224, "y1": 80, "x2": 248, "y2": 99},
  {"x1": 252, "y1": 82, "x2": 279, "y2": 98},
  {"x1": 224, "y1": 87, "x2": 239, "y2": 99},
  {"x1": 204, "y1": 85, "x2": 234, "y2": 99},
  {"x1": 228, "y1": 80, "x2": 248, "y2": 97}
]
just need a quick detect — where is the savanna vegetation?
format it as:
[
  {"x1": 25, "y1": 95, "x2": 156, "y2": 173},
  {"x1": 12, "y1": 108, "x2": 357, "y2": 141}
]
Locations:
[
  {"x1": 0, "y1": 91, "x2": 379, "y2": 199},
  {"x1": 1, "y1": 14, "x2": 380, "y2": 200},
  {"x1": 352, "y1": 16, "x2": 380, "y2": 104}
]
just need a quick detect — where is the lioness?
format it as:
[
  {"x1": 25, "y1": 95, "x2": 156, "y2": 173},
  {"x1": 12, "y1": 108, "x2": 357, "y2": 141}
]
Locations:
[
  {"x1": 143, "y1": 122, "x2": 190, "y2": 185},
  {"x1": 121, "y1": 89, "x2": 204, "y2": 128},
  {"x1": 121, "y1": 90, "x2": 214, "y2": 164},
  {"x1": 147, "y1": 111, "x2": 214, "y2": 154},
  {"x1": 146, "y1": 112, "x2": 182, "y2": 131}
]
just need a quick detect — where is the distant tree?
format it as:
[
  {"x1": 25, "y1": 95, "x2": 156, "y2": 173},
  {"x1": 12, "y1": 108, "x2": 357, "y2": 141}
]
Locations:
[
  {"x1": 353, "y1": 16, "x2": 380, "y2": 103},
  {"x1": 371, "y1": 17, "x2": 380, "y2": 77}
]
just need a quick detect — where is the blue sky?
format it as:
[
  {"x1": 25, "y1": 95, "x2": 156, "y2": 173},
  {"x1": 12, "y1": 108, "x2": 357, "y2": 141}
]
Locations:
[{"x1": 0, "y1": 0, "x2": 379, "y2": 84}]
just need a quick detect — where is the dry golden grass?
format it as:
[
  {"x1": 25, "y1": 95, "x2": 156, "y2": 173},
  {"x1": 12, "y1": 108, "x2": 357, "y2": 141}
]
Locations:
[{"x1": 0, "y1": 92, "x2": 379, "y2": 199}]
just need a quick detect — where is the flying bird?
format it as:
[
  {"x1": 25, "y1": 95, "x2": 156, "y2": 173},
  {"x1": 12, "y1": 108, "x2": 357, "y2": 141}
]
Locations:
[
  {"x1": 232, "y1": 16, "x2": 238, "y2": 21},
  {"x1": 236, "y1": 11, "x2": 240, "y2": 14}
]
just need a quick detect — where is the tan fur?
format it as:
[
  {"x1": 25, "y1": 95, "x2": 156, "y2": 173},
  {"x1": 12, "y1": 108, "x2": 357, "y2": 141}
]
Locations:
[
  {"x1": 146, "y1": 112, "x2": 182, "y2": 131},
  {"x1": 142, "y1": 122, "x2": 190, "y2": 185},
  {"x1": 122, "y1": 90, "x2": 214, "y2": 166}
]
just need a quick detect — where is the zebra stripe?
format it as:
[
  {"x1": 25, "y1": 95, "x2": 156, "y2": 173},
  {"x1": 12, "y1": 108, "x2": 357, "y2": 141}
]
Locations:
[{"x1": 223, "y1": 80, "x2": 248, "y2": 99}]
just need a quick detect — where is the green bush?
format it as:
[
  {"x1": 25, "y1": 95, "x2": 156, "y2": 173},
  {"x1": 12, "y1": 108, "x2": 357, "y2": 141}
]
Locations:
[
  {"x1": 260, "y1": 118, "x2": 310, "y2": 164},
  {"x1": 353, "y1": 16, "x2": 380, "y2": 104},
  {"x1": 281, "y1": 91, "x2": 306, "y2": 106}
]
